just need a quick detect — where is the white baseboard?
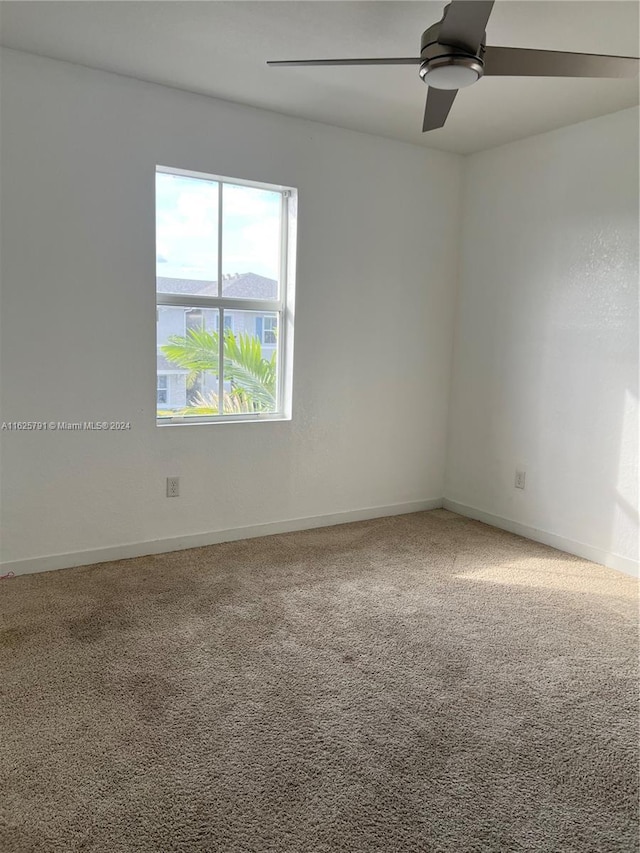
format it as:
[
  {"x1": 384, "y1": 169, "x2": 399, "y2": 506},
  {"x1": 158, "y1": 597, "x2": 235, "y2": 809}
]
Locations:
[
  {"x1": 5, "y1": 497, "x2": 635, "y2": 580},
  {"x1": 443, "y1": 499, "x2": 639, "y2": 578},
  {"x1": 1, "y1": 498, "x2": 443, "y2": 577}
]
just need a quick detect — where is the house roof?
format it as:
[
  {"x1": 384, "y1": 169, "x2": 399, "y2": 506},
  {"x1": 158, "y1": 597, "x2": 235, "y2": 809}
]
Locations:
[{"x1": 156, "y1": 272, "x2": 277, "y2": 300}]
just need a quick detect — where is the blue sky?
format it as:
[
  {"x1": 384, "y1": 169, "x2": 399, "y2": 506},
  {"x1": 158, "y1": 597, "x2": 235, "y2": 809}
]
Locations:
[{"x1": 156, "y1": 172, "x2": 280, "y2": 281}]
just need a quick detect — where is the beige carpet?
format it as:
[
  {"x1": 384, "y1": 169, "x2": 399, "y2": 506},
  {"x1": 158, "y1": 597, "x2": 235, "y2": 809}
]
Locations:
[{"x1": 1, "y1": 510, "x2": 638, "y2": 852}]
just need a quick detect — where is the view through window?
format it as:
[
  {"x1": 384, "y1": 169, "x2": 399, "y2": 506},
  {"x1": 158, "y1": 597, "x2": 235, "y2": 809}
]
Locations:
[{"x1": 156, "y1": 167, "x2": 295, "y2": 422}]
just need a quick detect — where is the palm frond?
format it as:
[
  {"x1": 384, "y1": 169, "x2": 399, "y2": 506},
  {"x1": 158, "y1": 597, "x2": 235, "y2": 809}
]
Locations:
[
  {"x1": 161, "y1": 328, "x2": 220, "y2": 389},
  {"x1": 174, "y1": 390, "x2": 255, "y2": 415},
  {"x1": 224, "y1": 332, "x2": 277, "y2": 410},
  {"x1": 160, "y1": 328, "x2": 277, "y2": 412}
]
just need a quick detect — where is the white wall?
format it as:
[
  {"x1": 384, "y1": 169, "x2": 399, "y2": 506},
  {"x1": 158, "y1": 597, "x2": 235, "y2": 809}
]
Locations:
[
  {"x1": 0, "y1": 49, "x2": 462, "y2": 571},
  {"x1": 445, "y1": 108, "x2": 639, "y2": 574},
  {"x1": 2, "y1": 50, "x2": 637, "y2": 577}
]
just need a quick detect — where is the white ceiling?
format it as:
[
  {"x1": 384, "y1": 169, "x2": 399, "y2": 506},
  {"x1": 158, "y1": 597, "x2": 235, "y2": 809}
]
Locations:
[{"x1": 0, "y1": 1, "x2": 638, "y2": 154}]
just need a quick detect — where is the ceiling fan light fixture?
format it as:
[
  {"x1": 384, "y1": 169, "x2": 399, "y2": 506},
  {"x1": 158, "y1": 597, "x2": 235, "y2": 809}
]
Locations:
[
  {"x1": 420, "y1": 55, "x2": 484, "y2": 89},
  {"x1": 268, "y1": 0, "x2": 640, "y2": 133}
]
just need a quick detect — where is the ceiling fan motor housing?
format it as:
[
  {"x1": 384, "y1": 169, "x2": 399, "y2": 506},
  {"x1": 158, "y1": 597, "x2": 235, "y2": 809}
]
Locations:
[{"x1": 420, "y1": 21, "x2": 485, "y2": 89}]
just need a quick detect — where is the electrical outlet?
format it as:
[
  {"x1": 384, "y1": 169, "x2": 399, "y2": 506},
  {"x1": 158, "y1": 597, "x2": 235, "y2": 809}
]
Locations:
[
  {"x1": 166, "y1": 476, "x2": 180, "y2": 498},
  {"x1": 515, "y1": 469, "x2": 526, "y2": 490}
]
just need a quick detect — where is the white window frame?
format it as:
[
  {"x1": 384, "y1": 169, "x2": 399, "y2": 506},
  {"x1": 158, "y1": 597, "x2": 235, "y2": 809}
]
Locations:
[{"x1": 156, "y1": 165, "x2": 297, "y2": 425}]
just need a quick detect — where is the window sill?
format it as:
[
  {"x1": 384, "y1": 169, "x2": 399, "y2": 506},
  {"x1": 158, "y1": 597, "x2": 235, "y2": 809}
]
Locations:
[{"x1": 157, "y1": 414, "x2": 291, "y2": 427}]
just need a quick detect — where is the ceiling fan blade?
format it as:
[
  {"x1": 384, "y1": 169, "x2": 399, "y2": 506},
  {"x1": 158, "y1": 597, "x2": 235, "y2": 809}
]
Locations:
[
  {"x1": 423, "y1": 87, "x2": 458, "y2": 132},
  {"x1": 438, "y1": 1, "x2": 495, "y2": 53},
  {"x1": 484, "y1": 45, "x2": 640, "y2": 78},
  {"x1": 267, "y1": 58, "x2": 421, "y2": 67}
]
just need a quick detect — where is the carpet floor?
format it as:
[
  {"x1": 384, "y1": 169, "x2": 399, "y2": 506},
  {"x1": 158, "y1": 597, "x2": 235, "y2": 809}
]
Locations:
[{"x1": 1, "y1": 510, "x2": 638, "y2": 852}]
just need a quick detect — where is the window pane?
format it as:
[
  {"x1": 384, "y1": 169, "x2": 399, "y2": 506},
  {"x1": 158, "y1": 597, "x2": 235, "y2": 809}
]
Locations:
[
  {"x1": 156, "y1": 171, "x2": 219, "y2": 297},
  {"x1": 157, "y1": 306, "x2": 185, "y2": 415},
  {"x1": 157, "y1": 306, "x2": 221, "y2": 418},
  {"x1": 157, "y1": 308, "x2": 279, "y2": 417},
  {"x1": 222, "y1": 184, "x2": 281, "y2": 300},
  {"x1": 222, "y1": 310, "x2": 279, "y2": 414}
]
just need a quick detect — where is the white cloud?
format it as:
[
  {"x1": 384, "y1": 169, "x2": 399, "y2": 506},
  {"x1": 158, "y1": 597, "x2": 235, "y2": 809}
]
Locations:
[
  {"x1": 156, "y1": 173, "x2": 281, "y2": 279},
  {"x1": 223, "y1": 216, "x2": 280, "y2": 278},
  {"x1": 222, "y1": 185, "x2": 279, "y2": 218}
]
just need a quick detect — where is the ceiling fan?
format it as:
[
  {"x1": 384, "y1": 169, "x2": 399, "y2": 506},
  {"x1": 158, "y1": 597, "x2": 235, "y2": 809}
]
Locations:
[{"x1": 267, "y1": 1, "x2": 640, "y2": 132}]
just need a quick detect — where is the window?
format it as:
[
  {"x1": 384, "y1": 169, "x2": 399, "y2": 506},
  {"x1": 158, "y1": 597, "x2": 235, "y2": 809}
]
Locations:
[
  {"x1": 257, "y1": 315, "x2": 278, "y2": 346},
  {"x1": 185, "y1": 308, "x2": 203, "y2": 334},
  {"x1": 157, "y1": 374, "x2": 168, "y2": 406},
  {"x1": 214, "y1": 313, "x2": 234, "y2": 334},
  {"x1": 156, "y1": 166, "x2": 296, "y2": 423}
]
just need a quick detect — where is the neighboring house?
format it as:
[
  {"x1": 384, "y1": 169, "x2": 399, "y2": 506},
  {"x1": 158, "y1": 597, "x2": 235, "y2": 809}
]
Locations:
[{"x1": 157, "y1": 273, "x2": 278, "y2": 409}]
